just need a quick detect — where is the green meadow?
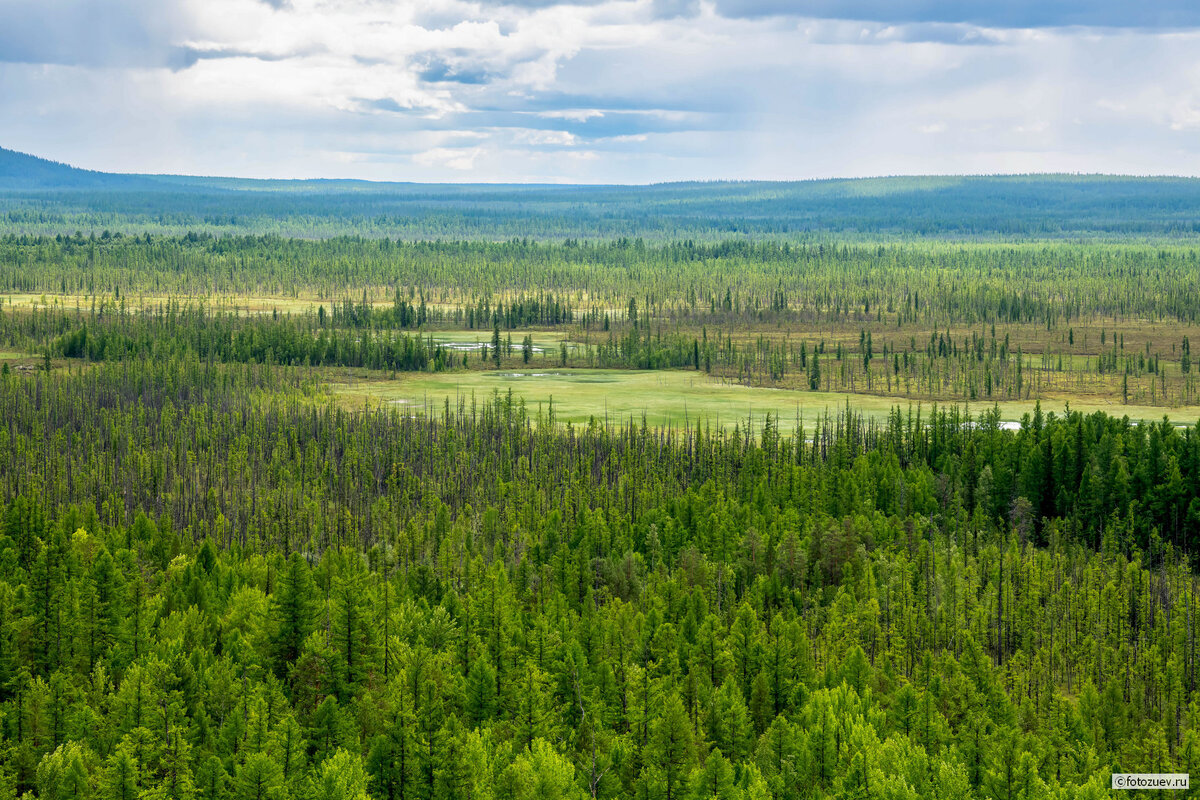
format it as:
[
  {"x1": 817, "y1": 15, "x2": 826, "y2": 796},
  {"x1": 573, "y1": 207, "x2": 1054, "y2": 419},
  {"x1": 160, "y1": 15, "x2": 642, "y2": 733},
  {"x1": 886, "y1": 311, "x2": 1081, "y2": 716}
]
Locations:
[{"x1": 331, "y1": 368, "x2": 1200, "y2": 432}]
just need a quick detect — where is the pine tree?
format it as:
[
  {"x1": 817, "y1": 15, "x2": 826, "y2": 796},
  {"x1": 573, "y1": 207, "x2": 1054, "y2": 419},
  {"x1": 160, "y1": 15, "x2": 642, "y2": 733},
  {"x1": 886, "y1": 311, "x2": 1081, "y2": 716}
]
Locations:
[
  {"x1": 35, "y1": 741, "x2": 91, "y2": 800},
  {"x1": 234, "y1": 752, "x2": 286, "y2": 800},
  {"x1": 705, "y1": 680, "x2": 753, "y2": 762},
  {"x1": 98, "y1": 745, "x2": 141, "y2": 800},
  {"x1": 310, "y1": 749, "x2": 372, "y2": 800},
  {"x1": 465, "y1": 659, "x2": 498, "y2": 724},
  {"x1": 647, "y1": 694, "x2": 695, "y2": 800},
  {"x1": 268, "y1": 714, "x2": 307, "y2": 789},
  {"x1": 686, "y1": 748, "x2": 738, "y2": 800},
  {"x1": 331, "y1": 554, "x2": 376, "y2": 699},
  {"x1": 310, "y1": 695, "x2": 349, "y2": 765},
  {"x1": 270, "y1": 553, "x2": 317, "y2": 677},
  {"x1": 367, "y1": 681, "x2": 420, "y2": 800}
]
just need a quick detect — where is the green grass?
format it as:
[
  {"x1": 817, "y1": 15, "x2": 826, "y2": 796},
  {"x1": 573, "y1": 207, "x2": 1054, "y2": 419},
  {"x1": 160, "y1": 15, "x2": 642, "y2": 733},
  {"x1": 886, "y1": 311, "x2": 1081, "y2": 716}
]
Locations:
[
  {"x1": 0, "y1": 291, "x2": 328, "y2": 315},
  {"x1": 332, "y1": 369, "x2": 1200, "y2": 433}
]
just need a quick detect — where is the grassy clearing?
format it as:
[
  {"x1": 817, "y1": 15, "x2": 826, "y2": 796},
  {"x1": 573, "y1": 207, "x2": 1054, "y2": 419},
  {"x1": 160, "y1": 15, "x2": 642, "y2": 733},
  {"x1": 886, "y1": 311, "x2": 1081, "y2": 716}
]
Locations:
[
  {"x1": 0, "y1": 292, "x2": 329, "y2": 315},
  {"x1": 331, "y1": 369, "x2": 1200, "y2": 433}
]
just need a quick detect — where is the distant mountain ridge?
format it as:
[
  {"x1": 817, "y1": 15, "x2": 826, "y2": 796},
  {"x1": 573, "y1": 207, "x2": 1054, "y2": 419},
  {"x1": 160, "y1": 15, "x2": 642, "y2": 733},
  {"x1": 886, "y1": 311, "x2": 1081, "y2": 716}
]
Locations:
[
  {"x1": 0, "y1": 147, "x2": 144, "y2": 189},
  {"x1": 2, "y1": 146, "x2": 1200, "y2": 240},
  {"x1": 0, "y1": 147, "x2": 571, "y2": 192},
  {"x1": 7, "y1": 145, "x2": 1200, "y2": 193}
]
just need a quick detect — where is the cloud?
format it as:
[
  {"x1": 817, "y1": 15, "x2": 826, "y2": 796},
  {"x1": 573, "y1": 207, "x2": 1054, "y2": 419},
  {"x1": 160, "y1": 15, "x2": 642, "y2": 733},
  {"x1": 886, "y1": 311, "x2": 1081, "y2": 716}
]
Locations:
[
  {"x1": 650, "y1": 0, "x2": 702, "y2": 19},
  {"x1": 796, "y1": 19, "x2": 1014, "y2": 46},
  {"x1": 413, "y1": 146, "x2": 485, "y2": 170},
  {"x1": 514, "y1": 129, "x2": 578, "y2": 145},
  {"x1": 1, "y1": 0, "x2": 1200, "y2": 182},
  {"x1": 1169, "y1": 104, "x2": 1200, "y2": 132},
  {"x1": 0, "y1": 0, "x2": 190, "y2": 68},
  {"x1": 711, "y1": 1, "x2": 1200, "y2": 29},
  {"x1": 417, "y1": 57, "x2": 493, "y2": 85},
  {"x1": 538, "y1": 108, "x2": 605, "y2": 121}
]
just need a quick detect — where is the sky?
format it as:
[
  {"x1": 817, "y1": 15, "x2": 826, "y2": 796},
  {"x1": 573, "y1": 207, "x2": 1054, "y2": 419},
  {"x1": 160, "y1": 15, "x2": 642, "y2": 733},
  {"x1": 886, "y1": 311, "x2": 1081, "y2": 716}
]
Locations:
[{"x1": 2, "y1": 0, "x2": 1200, "y2": 182}]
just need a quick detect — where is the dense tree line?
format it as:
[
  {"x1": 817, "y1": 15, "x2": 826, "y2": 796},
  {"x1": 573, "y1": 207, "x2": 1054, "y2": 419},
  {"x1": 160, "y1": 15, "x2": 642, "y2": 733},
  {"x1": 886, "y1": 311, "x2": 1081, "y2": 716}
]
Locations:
[
  {"x1": 0, "y1": 301, "x2": 461, "y2": 373},
  {"x1": 3, "y1": 358, "x2": 1200, "y2": 553},
  {"x1": 0, "y1": 358, "x2": 1199, "y2": 797},
  {"x1": 6, "y1": 160, "x2": 1200, "y2": 239},
  {"x1": 4, "y1": 235, "x2": 1200, "y2": 328},
  {"x1": 8, "y1": 233, "x2": 1200, "y2": 408},
  {"x1": 3, "y1": 293, "x2": 1198, "y2": 408}
]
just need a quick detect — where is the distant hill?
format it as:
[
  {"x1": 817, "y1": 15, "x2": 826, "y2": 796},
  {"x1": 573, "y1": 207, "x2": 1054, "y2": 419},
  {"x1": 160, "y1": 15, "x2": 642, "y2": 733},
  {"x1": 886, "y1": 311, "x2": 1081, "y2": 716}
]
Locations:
[
  {"x1": 0, "y1": 147, "x2": 155, "y2": 189},
  {"x1": 1, "y1": 146, "x2": 1199, "y2": 239},
  {"x1": 0, "y1": 147, "x2": 544, "y2": 193}
]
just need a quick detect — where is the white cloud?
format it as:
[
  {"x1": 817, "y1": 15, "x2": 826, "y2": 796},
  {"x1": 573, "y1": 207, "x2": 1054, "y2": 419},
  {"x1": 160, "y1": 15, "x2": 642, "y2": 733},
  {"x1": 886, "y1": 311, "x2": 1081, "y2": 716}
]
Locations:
[
  {"x1": 2, "y1": 0, "x2": 1200, "y2": 180},
  {"x1": 538, "y1": 109, "x2": 605, "y2": 121},
  {"x1": 413, "y1": 146, "x2": 485, "y2": 170},
  {"x1": 514, "y1": 129, "x2": 578, "y2": 145},
  {"x1": 1168, "y1": 104, "x2": 1200, "y2": 131}
]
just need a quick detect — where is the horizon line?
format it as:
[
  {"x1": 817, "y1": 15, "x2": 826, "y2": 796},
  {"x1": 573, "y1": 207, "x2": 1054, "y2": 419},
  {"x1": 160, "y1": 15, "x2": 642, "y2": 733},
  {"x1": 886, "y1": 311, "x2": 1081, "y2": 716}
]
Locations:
[{"x1": 5, "y1": 146, "x2": 1200, "y2": 188}]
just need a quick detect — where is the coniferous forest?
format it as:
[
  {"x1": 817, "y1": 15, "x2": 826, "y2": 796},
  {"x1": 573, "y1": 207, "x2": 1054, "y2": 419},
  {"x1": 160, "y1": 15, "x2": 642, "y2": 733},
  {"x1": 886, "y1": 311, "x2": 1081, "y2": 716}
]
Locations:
[{"x1": 2, "y1": 164, "x2": 1200, "y2": 799}]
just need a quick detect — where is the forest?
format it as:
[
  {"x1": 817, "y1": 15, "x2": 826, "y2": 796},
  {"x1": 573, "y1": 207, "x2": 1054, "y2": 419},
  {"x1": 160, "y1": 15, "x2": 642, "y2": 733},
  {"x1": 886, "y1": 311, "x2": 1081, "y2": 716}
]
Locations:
[
  {"x1": 1, "y1": 358, "x2": 1198, "y2": 800},
  {"x1": 2, "y1": 234, "x2": 1200, "y2": 410},
  {"x1": 2, "y1": 165, "x2": 1200, "y2": 799},
  {"x1": 6, "y1": 147, "x2": 1200, "y2": 239}
]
